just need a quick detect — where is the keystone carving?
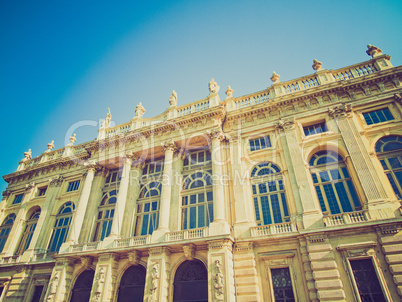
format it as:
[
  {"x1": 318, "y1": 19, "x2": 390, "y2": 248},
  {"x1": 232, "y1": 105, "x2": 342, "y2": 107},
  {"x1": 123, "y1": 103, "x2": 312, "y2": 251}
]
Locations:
[
  {"x1": 128, "y1": 250, "x2": 142, "y2": 265},
  {"x1": 79, "y1": 256, "x2": 92, "y2": 270},
  {"x1": 183, "y1": 244, "x2": 196, "y2": 260},
  {"x1": 214, "y1": 260, "x2": 224, "y2": 301}
]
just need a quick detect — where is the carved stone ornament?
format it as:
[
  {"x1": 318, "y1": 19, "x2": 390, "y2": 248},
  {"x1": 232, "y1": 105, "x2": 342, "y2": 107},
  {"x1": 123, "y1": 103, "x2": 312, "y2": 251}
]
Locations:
[
  {"x1": 2, "y1": 190, "x2": 11, "y2": 199},
  {"x1": 79, "y1": 256, "x2": 92, "y2": 270},
  {"x1": 270, "y1": 71, "x2": 280, "y2": 83},
  {"x1": 328, "y1": 103, "x2": 353, "y2": 118},
  {"x1": 366, "y1": 44, "x2": 383, "y2": 58},
  {"x1": 214, "y1": 260, "x2": 224, "y2": 301},
  {"x1": 148, "y1": 262, "x2": 160, "y2": 302},
  {"x1": 225, "y1": 86, "x2": 233, "y2": 98},
  {"x1": 135, "y1": 102, "x2": 146, "y2": 118},
  {"x1": 394, "y1": 93, "x2": 402, "y2": 103},
  {"x1": 128, "y1": 250, "x2": 142, "y2": 265},
  {"x1": 209, "y1": 78, "x2": 220, "y2": 94},
  {"x1": 207, "y1": 129, "x2": 226, "y2": 142},
  {"x1": 161, "y1": 139, "x2": 177, "y2": 153},
  {"x1": 93, "y1": 267, "x2": 105, "y2": 301},
  {"x1": 312, "y1": 59, "x2": 323, "y2": 71},
  {"x1": 50, "y1": 175, "x2": 64, "y2": 187},
  {"x1": 46, "y1": 272, "x2": 59, "y2": 301},
  {"x1": 46, "y1": 140, "x2": 55, "y2": 152},
  {"x1": 183, "y1": 244, "x2": 196, "y2": 260},
  {"x1": 25, "y1": 182, "x2": 35, "y2": 191},
  {"x1": 23, "y1": 149, "x2": 32, "y2": 161},
  {"x1": 169, "y1": 90, "x2": 177, "y2": 107},
  {"x1": 276, "y1": 117, "x2": 295, "y2": 131},
  {"x1": 69, "y1": 134, "x2": 77, "y2": 145},
  {"x1": 100, "y1": 108, "x2": 112, "y2": 129}
]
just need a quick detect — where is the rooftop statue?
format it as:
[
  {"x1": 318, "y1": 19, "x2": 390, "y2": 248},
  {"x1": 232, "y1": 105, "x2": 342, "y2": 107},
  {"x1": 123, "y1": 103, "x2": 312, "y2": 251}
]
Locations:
[
  {"x1": 101, "y1": 108, "x2": 112, "y2": 129},
  {"x1": 270, "y1": 71, "x2": 280, "y2": 83},
  {"x1": 209, "y1": 78, "x2": 220, "y2": 94},
  {"x1": 169, "y1": 90, "x2": 177, "y2": 107},
  {"x1": 46, "y1": 140, "x2": 55, "y2": 152},
  {"x1": 366, "y1": 44, "x2": 383, "y2": 58},
  {"x1": 312, "y1": 59, "x2": 323, "y2": 71},
  {"x1": 225, "y1": 86, "x2": 233, "y2": 98},
  {"x1": 135, "y1": 102, "x2": 146, "y2": 118},
  {"x1": 23, "y1": 149, "x2": 32, "y2": 161},
  {"x1": 69, "y1": 134, "x2": 76, "y2": 145}
]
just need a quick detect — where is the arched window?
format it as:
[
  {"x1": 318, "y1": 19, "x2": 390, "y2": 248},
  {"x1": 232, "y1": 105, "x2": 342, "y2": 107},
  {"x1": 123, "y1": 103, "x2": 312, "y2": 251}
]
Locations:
[
  {"x1": 0, "y1": 214, "x2": 16, "y2": 252},
  {"x1": 309, "y1": 150, "x2": 360, "y2": 214},
  {"x1": 48, "y1": 202, "x2": 75, "y2": 253},
  {"x1": 134, "y1": 182, "x2": 161, "y2": 236},
  {"x1": 375, "y1": 135, "x2": 402, "y2": 199},
  {"x1": 93, "y1": 190, "x2": 117, "y2": 241},
  {"x1": 117, "y1": 265, "x2": 146, "y2": 302},
  {"x1": 16, "y1": 209, "x2": 40, "y2": 255},
  {"x1": 181, "y1": 171, "x2": 213, "y2": 229},
  {"x1": 251, "y1": 162, "x2": 290, "y2": 225},
  {"x1": 70, "y1": 270, "x2": 94, "y2": 302},
  {"x1": 173, "y1": 260, "x2": 208, "y2": 302}
]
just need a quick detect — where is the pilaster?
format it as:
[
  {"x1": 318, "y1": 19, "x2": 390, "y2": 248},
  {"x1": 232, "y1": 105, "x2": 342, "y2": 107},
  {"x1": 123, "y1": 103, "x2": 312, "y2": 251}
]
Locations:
[
  {"x1": 90, "y1": 253, "x2": 120, "y2": 302},
  {"x1": 44, "y1": 257, "x2": 75, "y2": 302},
  {"x1": 145, "y1": 247, "x2": 171, "y2": 302}
]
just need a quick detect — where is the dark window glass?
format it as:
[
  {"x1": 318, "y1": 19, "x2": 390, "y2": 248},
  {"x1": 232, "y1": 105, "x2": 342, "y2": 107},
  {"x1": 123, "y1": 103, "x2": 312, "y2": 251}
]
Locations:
[
  {"x1": 363, "y1": 108, "x2": 394, "y2": 125},
  {"x1": 271, "y1": 268, "x2": 295, "y2": 302},
  {"x1": 70, "y1": 270, "x2": 94, "y2": 302},
  {"x1": 31, "y1": 285, "x2": 44, "y2": 302},
  {"x1": 173, "y1": 260, "x2": 208, "y2": 302},
  {"x1": 13, "y1": 194, "x2": 24, "y2": 204},
  {"x1": 250, "y1": 136, "x2": 271, "y2": 151},
  {"x1": 67, "y1": 181, "x2": 80, "y2": 192},
  {"x1": 303, "y1": 122, "x2": 327, "y2": 136}
]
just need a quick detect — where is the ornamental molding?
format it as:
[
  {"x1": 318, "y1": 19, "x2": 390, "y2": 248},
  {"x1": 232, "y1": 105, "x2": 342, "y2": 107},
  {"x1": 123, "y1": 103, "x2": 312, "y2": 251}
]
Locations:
[
  {"x1": 93, "y1": 267, "x2": 106, "y2": 302},
  {"x1": 79, "y1": 256, "x2": 92, "y2": 270},
  {"x1": 98, "y1": 252, "x2": 119, "y2": 262},
  {"x1": 127, "y1": 250, "x2": 141, "y2": 265},
  {"x1": 276, "y1": 117, "x2": 295, "y2": 131},
  {"x1": 213, "y1": 260, "x2": 224, "y2": 301},
  {"x1": 375, "y1": 224, "x2": 402, "y2": 235},
  {"x1": 50, "y1": 175, "x2": 64, "y2": 187},
  {"x1": 328, "y1": 103, "x2": 353, "y2": 119},
  {"x1": 161, "y1": 139, "x2": 177, "y2": 153},
  {"x1": 149, "y1": 246, "x2": 171, "y2": 257},
  {"x1": 206, "y1": 129, "x2": 227, "y2": 142},
  {"x1": 46, "y1": 271, "x2": 59, "y2": 302},
  {"x1": 208, "y1": 239, "x2": 233, "y2": 251},
  {"x1": 183, "y1": 244, "x2": 196, "y2": 261},
  {"x1": 148, "y1": 262, "x2": 160, "y2": 302},
  {"x1": 234, "y1": 242, "x2": 253, "y2": 252}
]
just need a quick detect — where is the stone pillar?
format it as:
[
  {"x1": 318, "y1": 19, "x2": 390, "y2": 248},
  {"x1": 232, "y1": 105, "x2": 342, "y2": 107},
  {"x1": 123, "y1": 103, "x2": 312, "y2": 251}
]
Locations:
[
  {"x1": 90, "y1": 253, "x2": 119, "y2": 302},
  {"x1": 44, "y1": 257, "x2": 75, "y2": 302},
  {"x1": 298, "y1": 237, "x2": 318, "y2": 302},
  {"x1": 208, "y1": 130, "x2": 230, "y2": 236},
  {"x1": 107, "y1": 154, "x2": 134, "y2": 241},
  {"x1": 145, "y1": 247, "x2": 171, "y2": 302},
  {"x1": 329, "y1": 105, "x2": 399, "y2": 219},
  {"x1": 208, "y1": 239, "x2": 235, "y2": 302},
  {"x1": 276, "y1": 117, "x2": 324, "y2": 229},
  {"x1": 152, "y1": 140, "x2": 177, "y2": 242},
  {"x1": 61, "y1": 164, "x2": 96, "y2": 251}
]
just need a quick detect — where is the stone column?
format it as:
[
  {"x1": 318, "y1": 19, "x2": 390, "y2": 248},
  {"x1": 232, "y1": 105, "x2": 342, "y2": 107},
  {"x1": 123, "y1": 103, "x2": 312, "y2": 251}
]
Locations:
[
  {"x1": 276, "y1": 117, "x2": 323, "y2": 229},
  {"x1": 61, "y1": 163, "x2": 96, "y2": 251},
  {"x1": 145, "y1": 247, "x2": 171, "y2": 302},
  {"x1": 329, "y1": 104, "x2": 399, "y2": 219},
  {"x1": 208, "y1": 239, "x2": 235, "y2": 302},
  {"x1": 208, "y1": 130, "x2": 230, "y2": 236},
  {"x1": 89, "y1": 253, "x2": 119, "y2": 302},
  {"x1": 107, "y1": 154, "x2": 134, "y2": 241}
]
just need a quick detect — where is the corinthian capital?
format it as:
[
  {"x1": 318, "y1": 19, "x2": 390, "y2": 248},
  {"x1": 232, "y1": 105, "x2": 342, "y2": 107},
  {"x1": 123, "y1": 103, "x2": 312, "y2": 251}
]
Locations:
[
  {"x1": 161, "y1": 139, "x2": 177, "y2": 152},
  {"x1": 276, "y1": 117, "x2": 295, "y2": 131},
  {"x1": 328, "y1": 103, "x2": 353, "y2": 119},
  {"x1": 207, "y1": 129, "x2": 226, "y2": 142},
  {"x1": 84, "y1": 159, "x2": 99, "y2": 172}
]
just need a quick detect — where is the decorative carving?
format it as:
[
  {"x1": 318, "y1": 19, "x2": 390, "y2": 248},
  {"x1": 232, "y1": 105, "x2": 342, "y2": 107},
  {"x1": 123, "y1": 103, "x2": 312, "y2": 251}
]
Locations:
[
  {"x1": 209, "y1": 78, "x2": 220, "y2": 94},
  {"x1": 79, "y1": 256, "x2": 92, "y2": 270},
  {"x1": 100, "y1": 108, "x2": 112, "y2": 129},
  {"x1": 225, "y1": 86, "x2": 233, "y2": 98},
  {"x1": 128, "y1": 250, "x2": 142, "y2": 265},
  {"x1": 148, "y1": 262, "x2": 159, "y2": 302},
  {"x1": 46, "y1": 141, "x2": 55, "y2": 152},
  {"x1": 208, "y1": 239, "x2": 233, "y2": 251},
  {"x1": 270, "y1": 71, "x2": 280, "y2": 83},
  {"x1": 25, "y1": 182, "x2": 35, "y2": 191},
  {"x1": 207, "y1": 129, "x2": 226, "y2": 142},
  {"x1": 2, "y1": 190, "x2": 11, "y2": 199},
  {"x1": 161, "y1": 139, "x2": 177, "y2": 153},
  {"x1": 276, "y1": 117, "x2": 295, "y2": 131},
  {"x1": 183, "y1": 244, "x2": 196, "y2": 260},
  {"x1": 214, "y1": 260, "x2": 224, "y2": 301},
  {"x1": 312, "y1": 59, "x2": 323, "y2": 71},
  {"x1": 46, "y1": 272, "x2": 59, "y2": 301},
  {"x1": 50, "y1": 175, "x2": 64, "y2": 187},
  {"x1": 23, "y1": 149, "x2": 32, "y2": 161},
  {"x1": 378, "y1": 224, "x2": 401, "y2": 235},
  {"x1": 93, "y1": 267, "x2": 105, "y2": 301},
  {"x1": 395, "y1": 93, "x2": 402, "y2": 103},
  {"x1": 366, "y1": 44, "x2": 383, "y2": 58},
  {"x1": 235, "y1": 242, "x2": 253, "y2": 252},
  {"x1": 135, "y1": 102, "x2": 146, "y2": 118},
  {"x1": 328, "y1": 103, "x2": 353, "y2": 118},
  {"x1": 169, "y1": 90, "x2": 177, "y2": 107}
]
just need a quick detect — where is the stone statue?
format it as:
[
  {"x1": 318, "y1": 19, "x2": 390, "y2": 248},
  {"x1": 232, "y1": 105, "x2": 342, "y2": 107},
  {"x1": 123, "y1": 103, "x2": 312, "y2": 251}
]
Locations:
[
  {"x1": 135, "y1": 102, "x2": 146, "y2": 118},
  {"x1": 169, "y1": 90, "x2": 177, "y2": 107},
  {"x1": 312, "y1": 59, "x2": 323, "y2": 71},
  {"x1": 214, "y1": 260, "x2": 224, "y2": 301},
  {"x1": 270, "y1": 71, "x2": 280, "y2": 83},
  {"x1": 366, "y1": 44, "x2": 383, "y2": 58},
  {"x1": 96, "y1": 268, "x2": 105, "y2": 294},
  {"x1": 23, "y1": 149, "x2": 32, "y2": 160},
  {"x1": 46, "y1": 141, "x2": 55, "y2": 152},
  {"x1": 148, "y1": 263, "x2": 159, "y2": 302},
  {"x1": 209, "y1": 78, "x2": 220, "y2": 94},
  {"x1": 69, "y1": 134, "x2": 76, "y2": 145},
  {"x1": 101, "y1": 108, "x2": 112, "y2": 129},
  {"x1": 225, "y1": 86, "x2": 233, "y2": 98}
]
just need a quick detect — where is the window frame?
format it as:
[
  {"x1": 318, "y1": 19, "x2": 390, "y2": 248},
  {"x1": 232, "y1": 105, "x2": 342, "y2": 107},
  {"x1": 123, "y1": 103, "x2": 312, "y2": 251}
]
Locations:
[
  {"x1": 303, "y1": 122, "x2": 328, "y2": 137},
  {"x1": 362, "y1": 107, "x2": 394, "y2": 126},
  {"x1": 249, "y1": 136, "x2": 272, "y2": 152},
  {"x1": 12, "y1": 193, "x2": 24, "y2": 204},
  {"x1": 183, "y1": 149, "x2": 212, "y2": 171},
  {"x1": 47, "y1": 202, "x2": 75, "y2": 253},
  {"x1": 15, "y1": 209, "x2": 40, "y2": 256},
  {"x1": 66, "y1": 180, "x2": 80, "y2": 192},
  {"x1": 37, "y1": 186, "x2": 47, "y2": 197},
  {"x1": 0, "y1": 214, "x2": 16, "y2": 253},
  {"x1": 93, "y1": 190, "x2": 117, "y2": 242}
]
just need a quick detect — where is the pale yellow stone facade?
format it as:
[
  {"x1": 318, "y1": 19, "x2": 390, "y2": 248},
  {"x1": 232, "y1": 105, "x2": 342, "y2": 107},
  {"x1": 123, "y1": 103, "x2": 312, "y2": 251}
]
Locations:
[{"x1": 0, "y1": 45, "x2": 402, "y2": 301}]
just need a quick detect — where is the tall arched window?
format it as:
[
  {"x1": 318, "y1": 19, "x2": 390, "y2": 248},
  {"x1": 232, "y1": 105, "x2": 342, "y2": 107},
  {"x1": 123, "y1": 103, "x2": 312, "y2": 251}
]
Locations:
[
  {"x1": 134, "y1": 182, "x2": 161, "y2": 236},
  {"x1": 0, "y1": 214, "x2": 16, "y2": 252},
  {"x1": 117, "y1": 265, "x2": 146, "y2": 302},
  {"x1": 181, "y1": 171, "x2": 213, "y2": 229},
  {"x1": 48, "y1": 202, "x2": 75, "y2": 253},
  {"x1": 93, "y1": 190, "x2": 117, "y2": 241},
  {"x1": 375, "y1": 135, "x2": 402, "y2": 199},
  {"x1": 173, "y1": 260, "x2": 208, "y2": 302},
  {"x1": 251, "y1": 162, "x2": 290, "y2": 225},
  {"x1": 16, "y1": 209, "x2": 40, "y2": 255},
  {"x1": 309, "y1": 150, "x2": 360, "y2": 214},
  {"x1": 70, "y1": 270, "x2": 94, "y2": 302}
]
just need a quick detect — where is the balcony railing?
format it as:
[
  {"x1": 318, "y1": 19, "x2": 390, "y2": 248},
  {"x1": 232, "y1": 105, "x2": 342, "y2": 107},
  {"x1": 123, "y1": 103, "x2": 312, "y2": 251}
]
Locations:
[
  {"x1": 166, "y1": 227, "x2": 209, "y2": 241},
  {"x1": 323, "y1": 211, "x2": 370, "y2": 227},
  {"x1": 250, "y1": 222, "x2": 298, "y2": 237},
  {"x1": 114, "y1": 235, "x2": 151, "y2": 248},
  {"x1": 69, "y1": 241, "x2": 101, "y2": 253}
]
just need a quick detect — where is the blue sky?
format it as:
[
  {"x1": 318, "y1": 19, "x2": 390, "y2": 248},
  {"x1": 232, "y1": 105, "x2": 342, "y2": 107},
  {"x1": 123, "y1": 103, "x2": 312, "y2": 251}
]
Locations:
[{"x1": 1, "y1": 0, "x2": 401, "y2": 193}]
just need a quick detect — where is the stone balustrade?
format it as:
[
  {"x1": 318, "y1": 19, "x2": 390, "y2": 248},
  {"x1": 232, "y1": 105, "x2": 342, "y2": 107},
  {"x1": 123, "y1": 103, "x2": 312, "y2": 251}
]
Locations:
[
  {"x1": 166, "y1": 227, "x2": 209, "y2": 241},
  {"x1": 114, "y1": 235, "x2": 151, "y2": 248},
  {"x1": 250, "y1": 221, "x2": 298, "y2": 237},
  {"x1": 68, "y1": 241, "x2": 101, "y2": 253},
  {"x1": 323, "y1": 210, "x2": 370, "y2": 227}
]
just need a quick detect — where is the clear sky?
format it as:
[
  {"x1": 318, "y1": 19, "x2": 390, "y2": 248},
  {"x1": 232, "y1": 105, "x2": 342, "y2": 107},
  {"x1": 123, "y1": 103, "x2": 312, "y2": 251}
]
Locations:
[{"x1": 1, "y1": 0, "x2": 401, "y2": 193}]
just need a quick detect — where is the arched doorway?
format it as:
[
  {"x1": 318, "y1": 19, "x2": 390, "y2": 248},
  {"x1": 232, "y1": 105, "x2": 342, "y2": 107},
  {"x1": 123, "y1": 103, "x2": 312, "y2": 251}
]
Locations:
[
  {"x1": 70, "y1": 270, "x2": 95, "y2": 302},
  {"x1": 117, "y1": 265, "x2": 146, "y2": 302},
  {"x1": 173, "y1": 259, "x2": 208, "y2": 302}
]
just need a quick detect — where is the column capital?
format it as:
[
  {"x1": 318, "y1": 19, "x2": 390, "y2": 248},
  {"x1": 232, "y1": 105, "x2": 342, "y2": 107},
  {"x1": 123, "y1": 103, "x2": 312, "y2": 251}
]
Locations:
[
  {"x1": 161, "y1": 139, "x2": 177, "y2": 153},
  {"x1": 25, "y1": 182, "x2": 35, "y2": 192},
  {"x1": 2, "y1": 189, "x2": 11, "y2": 200},
  {"x1": 276, "y1": 117, "x2": 296, "y2": 131},
  {"x1": 395, "y1": 93, "x2": 402, "y2": 104},
  {"x1": 328, "y1": 103, "x2": 353, "y2": 119},
  {"x1": 207, "y1": 129, "x2": 227, "y2": 142},
  {"x1": 50, "y1": 175, "x2": 64, "y2": 187}
]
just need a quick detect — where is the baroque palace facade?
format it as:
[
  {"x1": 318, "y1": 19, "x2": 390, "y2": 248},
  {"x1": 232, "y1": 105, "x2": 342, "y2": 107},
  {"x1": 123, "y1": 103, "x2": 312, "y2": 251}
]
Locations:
[{"x1": 0, "y1": 45, "x2": 402, "y2": 302}]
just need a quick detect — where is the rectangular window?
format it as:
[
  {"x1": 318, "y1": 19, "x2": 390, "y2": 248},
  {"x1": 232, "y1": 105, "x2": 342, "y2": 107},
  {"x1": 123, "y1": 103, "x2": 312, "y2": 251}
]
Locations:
[
  {"x1": 31, "y1": 285, "x2": 44, "y2": 302},
  {"x1": 183, "y1": 150, "x2": 211, "y2": 169},
  {"x1": 105, "y1": 169, "x2": 122, "y2": 185},
  {"x1": 250, "y1": 136, "x2": 271, "y2": 151},
  {"x1": 363, "y1": 108, "x2": 394, "y2": 125},
  {"x1": 67, "y1": 180, "x2": 80, "y2": 192},
  {"x1": 303, "y1": 122, "x2": 327, "y2": 136},
  {"x1": 13, "y1": 194, "x2": 24, "y2": 204},
  {"x1": 142, "y1": 161, "x2": 164, "y2": 175},
  {"x1": 271, "y1": 267, "x2": 295, "y2": 301},
  {"x1": 38, "y1": 187, "x2": 47, "y2": 196},
  {"x1": 350, "y1": 258, "x2": 386, "y2": 301}
]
